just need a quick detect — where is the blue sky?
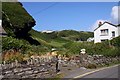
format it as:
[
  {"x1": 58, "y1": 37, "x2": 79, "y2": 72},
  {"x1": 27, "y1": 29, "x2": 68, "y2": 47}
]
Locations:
[{"x1": 21, "y1": 2, "x2": 118, "y2": 31}]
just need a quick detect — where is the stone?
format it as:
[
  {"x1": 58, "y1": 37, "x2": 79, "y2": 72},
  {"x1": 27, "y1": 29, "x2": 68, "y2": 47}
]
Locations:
[
  {"x1": 33, "y1": 70, "x2": 39, "y2": 74},
  {"x1": 27, "y1": 60, "x2": 30, "y2": 65},
  {"x1": 15, "y1": 60, "x2": 18, "y2": 67},
  {"x1": 5, "y1": 71, "x2": 13, "y2": 74},
  {"x1": 3, "y1": 61, "x2": 6, "y2": 65},
  {"x1": 13, "y1": 69, "x2": 19, "y2": 73},
  {"x1": 17, "y1": 72, "x2": 25, "y2": 76},
  {"x1": 30, "y1": 59, "x2": 33, "y2": 64},
  {"x1": 11, "y1": 63, "x2": 14, "y2": 67},
  {"x1": 80, "y1": 67, "x2": 87, "y2": 70},
  {"x1": 0, "y1": 75, "x2": 4, "y2": 79},
  {"x1": 6, "y1": 73, "x2": 14, "y2": 76},
  {"x1": 25, "y1": 70, "x2": 33, "y2": 74},
  {"x1": 22, "y1": 68, "x2": 31, "y2": 72}
]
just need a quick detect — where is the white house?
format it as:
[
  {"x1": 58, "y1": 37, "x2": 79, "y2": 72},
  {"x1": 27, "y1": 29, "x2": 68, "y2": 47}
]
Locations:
[
  {"x1": 94, "y1": 21, "x2": 120, "y2": 43},
  {"x1": 87, "y1": 37, "x2": 94, "y2": 42},
  {"x1": 42, "y1": 30, "x2": 54, "y2": 33},
  {"x1": 0, "y1": 20, "x2": 7, "y2": 37}
]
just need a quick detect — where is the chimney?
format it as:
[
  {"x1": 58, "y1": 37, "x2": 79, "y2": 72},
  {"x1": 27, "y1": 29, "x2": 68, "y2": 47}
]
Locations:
[{"x1": 98, "y1": 21, "x2": 102, "y2": 27}]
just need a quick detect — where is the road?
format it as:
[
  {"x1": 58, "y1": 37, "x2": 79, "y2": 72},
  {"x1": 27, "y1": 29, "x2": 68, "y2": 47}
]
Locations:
[
  {"x1": 82, "y1": 65, "x2": 119, "y2": 78},
  {"x1": 73, "y1": 65, "x2": 120, "y2": 80}
]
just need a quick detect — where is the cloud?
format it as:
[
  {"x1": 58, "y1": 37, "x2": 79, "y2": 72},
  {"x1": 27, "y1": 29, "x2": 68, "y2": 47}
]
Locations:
[
  {"x1": 111, "y1": 6, "x2": 120, "y2": 24},
  {"x1": 91, "y1": 6, "x2": 120, "y2": 31}
]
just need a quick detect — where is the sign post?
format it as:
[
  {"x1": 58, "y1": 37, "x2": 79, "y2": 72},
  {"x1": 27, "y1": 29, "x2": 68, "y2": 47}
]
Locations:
[{"x1": 80, "y1": 49, "x2": 86, "y2": 67}]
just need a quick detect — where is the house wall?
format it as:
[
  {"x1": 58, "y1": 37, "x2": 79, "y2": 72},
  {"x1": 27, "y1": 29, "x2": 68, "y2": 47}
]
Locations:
[
  {"x1": 0, "y1": 26, "x2": 7, "y2": 37},
  {"x1": 94, "y1": 29, "x2": 101, "y2": 43},
  {"x1": 118, "y1": 26, "x2": 120, "y2": 36},
  {"x1": 94, "y1": 23, "x2": 118, "y2": 43}
]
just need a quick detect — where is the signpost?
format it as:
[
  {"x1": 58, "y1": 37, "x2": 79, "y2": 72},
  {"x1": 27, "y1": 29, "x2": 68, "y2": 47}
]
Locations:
[
  {"x1": 80, "y1": 49, "x2": 86, "y2": 55},
  {"x1": 80, "y1": 49, "x2": 86, "y2": 67}
]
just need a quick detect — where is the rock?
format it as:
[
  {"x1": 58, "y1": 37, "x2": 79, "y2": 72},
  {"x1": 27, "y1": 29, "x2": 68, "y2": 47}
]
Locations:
[
  {"x1": 17, "y1": 72, "x2": 25, "y2": 76},
  {"x1": 5, "y1": 71, "x2": 13, "y2": 74},
  {"x1": 13, "y1": 69, "x2": 19, "y2": 73},
  {"x1": 25, "y1": 70, "x2": 33, "y2": 74},
  {"x1": 33, "y1": 70, "x2": 39, "y2": 74},
  {"x1": 80, "y1": 67, "x2": 87, "y2": 70},
  {"x1": 0, "y1": 75, "x2": 4, "y2": 79}
]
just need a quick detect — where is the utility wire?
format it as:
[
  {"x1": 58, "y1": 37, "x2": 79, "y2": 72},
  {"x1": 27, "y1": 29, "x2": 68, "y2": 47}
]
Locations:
[{"x1": 33, "y1": 2, "x2": 59, "y2": 16}]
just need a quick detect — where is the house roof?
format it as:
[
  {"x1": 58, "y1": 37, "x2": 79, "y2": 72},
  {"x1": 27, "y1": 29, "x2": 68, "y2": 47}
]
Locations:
[
  {"x1": 94, "y1": 21, "x2": 118, "y2": 31},
  {"x1": 118, "y1": 24, "x2": 120, "y2": 26},
  {"x1": 0, "y1": 26, "x2": 7, "y2": 34}
]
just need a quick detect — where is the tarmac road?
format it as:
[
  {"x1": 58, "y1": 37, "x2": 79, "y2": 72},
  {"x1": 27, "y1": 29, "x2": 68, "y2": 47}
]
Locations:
[
  {"x1": 73, "y1": 65, "x2": 120, "y2": 80},
  {"x1": 82, "y1": 65, "x2": 119, "y2": 78}
]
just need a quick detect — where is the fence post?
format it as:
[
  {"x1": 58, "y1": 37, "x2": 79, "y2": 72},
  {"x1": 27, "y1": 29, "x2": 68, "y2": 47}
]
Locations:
[
  {"x1": 11, "y1": 63, "x2": 14, "y2": 68},
  {"x1": 30, "y1": 59, "x2": 33, "y2": 65},
  {"x1": 3, "y1": 61, "x2": 6, "y2": 65},
  {"x1": 15, "y1": 60, "x2": 18, "y2": 67},
  {"x1": 27, "y1": 60, "x2": 29, "y2": 65}
]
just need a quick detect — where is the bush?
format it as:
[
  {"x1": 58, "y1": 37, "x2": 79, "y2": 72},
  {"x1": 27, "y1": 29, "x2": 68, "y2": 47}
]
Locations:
[
  {"x1": 30, "y1": 45, "x2": 50, "y2": 55},
  {"x1": 2, "y1": 50, "x2": 24, "y2": 62},
  {"x1": 85, "y1": 63, "x2": 97, "y2": 69},
  {"x1": 62, "y1": 39, "x2": 120, "y2": 57},
  {"x1": 111, "y1": 36, "x2": 120, "y2": 47},
  {"x1": 2, "y1": 36, "x2": 30, "y2": 54}
]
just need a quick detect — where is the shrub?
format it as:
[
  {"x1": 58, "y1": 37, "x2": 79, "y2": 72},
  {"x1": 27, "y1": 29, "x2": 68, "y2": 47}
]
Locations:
[
  {"x1": 2, "y1": 36, "x2": 30, "y2": 54},
  {"x1": 2, "y1": 50, "x2": 24, "y2": 62},
  {"x1": 111, "y1": 36, "x2": 120, "y2": 47},
  {"x1": 85, "y1": 63, "x2": 97, "y2": 69}
]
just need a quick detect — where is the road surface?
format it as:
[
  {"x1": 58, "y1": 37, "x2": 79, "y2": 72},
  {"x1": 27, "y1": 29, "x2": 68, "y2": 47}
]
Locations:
[{"x1": 73, "y1": 65, "x2": 120, "y2": 80}]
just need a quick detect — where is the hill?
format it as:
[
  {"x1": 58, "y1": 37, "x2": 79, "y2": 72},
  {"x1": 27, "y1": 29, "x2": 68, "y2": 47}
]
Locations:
[
  {"x1": 2, "y1": 2, "x2": 41, "y2": 45},
  {"x1": 29, "y1": 29, "x2": 94, "y2": 47},
  {"x1": 2, "y1": 2, "x2": 35, "y2": 37},
  {"x1": 29, "y1": 29, "x2": 72, "y2": 48},
  {"x1": 5, "y1": 2, "x2": 120, "y2": 62},
  {"x1": 57, "y1": 30, "x2": 93, "y2": 41}
]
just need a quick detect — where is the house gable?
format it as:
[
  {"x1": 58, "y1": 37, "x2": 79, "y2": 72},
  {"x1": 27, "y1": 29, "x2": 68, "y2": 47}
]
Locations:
[
  {"x1": 94, "y1": 22, "x2": 118, "y2": 43},
  {"x1": 0, "y1": 26, "x2": 7, "y2": 36},
  {"x1": 94, "y1": 22, "x2": 117, "y2": 31}
]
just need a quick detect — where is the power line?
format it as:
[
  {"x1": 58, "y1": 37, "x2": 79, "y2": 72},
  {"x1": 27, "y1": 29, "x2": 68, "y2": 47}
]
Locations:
[{"x1": 33, "y1": 2, "x2": 59, "y2": 16}]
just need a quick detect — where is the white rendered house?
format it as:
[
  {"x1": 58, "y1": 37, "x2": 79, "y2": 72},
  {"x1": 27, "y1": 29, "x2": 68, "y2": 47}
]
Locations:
[{"x1": 94, "y1": 22, "x2": 120, "y2": 43}]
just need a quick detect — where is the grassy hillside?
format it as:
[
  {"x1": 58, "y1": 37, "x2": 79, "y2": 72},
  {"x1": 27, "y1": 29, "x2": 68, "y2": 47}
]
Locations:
[
  {"x1": 29, "y1": 29, "x2": 72, "y2": 48},
  {"x1": 58, "y1": 30, "x2": 93, "y2": 41},
  {"x1": 2, "y1": 2, "x2": 35, "y2": 37},
  {"x1": 29, "y1": 29, "x2": 94, "y2": 47}
]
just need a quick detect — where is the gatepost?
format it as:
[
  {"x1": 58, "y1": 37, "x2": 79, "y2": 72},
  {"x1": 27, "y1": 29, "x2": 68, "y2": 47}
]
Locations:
[{"x1": 80, "y1": 49, "x2": 86, "y2": 67}]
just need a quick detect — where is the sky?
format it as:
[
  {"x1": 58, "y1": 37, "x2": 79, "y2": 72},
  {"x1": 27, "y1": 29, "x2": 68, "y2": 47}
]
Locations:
[{"x1": 21, "y1": 2, "x2": 118, "y2": 32}]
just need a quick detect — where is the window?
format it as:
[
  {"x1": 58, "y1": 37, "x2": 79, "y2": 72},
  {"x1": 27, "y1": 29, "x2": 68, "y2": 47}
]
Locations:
[
  {"x1": 101, "y1": 29, "x2": 108, "y2": 36},
  {"x1": 101, "y1": 39, "x2": 108, "y2": 42},
  {"x1": 112, "y1": 31, "x2": 115, "y2": 37}
]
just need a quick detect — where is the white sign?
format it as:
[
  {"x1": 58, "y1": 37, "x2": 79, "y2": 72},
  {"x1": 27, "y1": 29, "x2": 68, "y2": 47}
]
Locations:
[{"x1": 80, "y1": 49, "x2": 86, "y2": 54}]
